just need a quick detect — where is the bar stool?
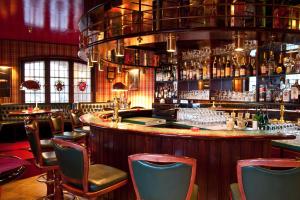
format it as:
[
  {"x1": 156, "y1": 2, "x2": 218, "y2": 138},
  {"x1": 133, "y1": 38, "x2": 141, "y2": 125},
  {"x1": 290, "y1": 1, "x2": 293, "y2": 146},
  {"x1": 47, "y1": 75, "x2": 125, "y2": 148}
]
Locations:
[
  {"x1": 70, "y1": 109, "x2": 90, "y2": 145},
  {"x1": 52, "y1": 138, "x2": 128, "y2": 199},
  {"x1": 128, "y1": 153, "x2": 199, "y2": 200},
  {"x1": 230, "y1": 158, "x2": 300, "y2": 200},
  {"x1": 24, "y1": 117, "x2": 62, "y2": 199},
  {"x1": 49, "y1": 111, "x2": 86, "y2": 145}
]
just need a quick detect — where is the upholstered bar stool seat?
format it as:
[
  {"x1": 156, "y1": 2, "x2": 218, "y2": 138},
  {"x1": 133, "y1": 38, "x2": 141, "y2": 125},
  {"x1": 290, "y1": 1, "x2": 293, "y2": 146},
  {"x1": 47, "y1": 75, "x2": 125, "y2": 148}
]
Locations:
[
  {"x1": 40, "y1": 139, "x2": 53, "y2": 150},
  {"x1": 41, "y1": 151, "x2": 57, "y2": 166},
  {"x1": 74, "y1": 126, "x2": 90, "y2": 134},
  {"x1": 83, "y1": 164, "x2": 127, "y2": 192},
  {"x1": 53, "y1": 131, "x2": 86, "y2": 141}
]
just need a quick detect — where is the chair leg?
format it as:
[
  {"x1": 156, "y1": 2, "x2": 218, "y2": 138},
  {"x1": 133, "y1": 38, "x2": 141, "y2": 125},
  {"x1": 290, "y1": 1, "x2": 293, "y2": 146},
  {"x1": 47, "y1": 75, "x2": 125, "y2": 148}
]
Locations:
[
  {"x1": 46, "y1": 170, "x2": 55, "y2": 200},
  {"x1": 54, "y1": 170, "x2": 63, "y2": 200}
]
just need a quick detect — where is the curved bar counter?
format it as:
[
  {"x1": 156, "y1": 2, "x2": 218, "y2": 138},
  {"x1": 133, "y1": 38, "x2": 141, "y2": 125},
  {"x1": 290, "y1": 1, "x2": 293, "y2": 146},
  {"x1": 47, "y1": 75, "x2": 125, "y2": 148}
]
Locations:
[{"x1": 82, "y1": 110, "x2": 296, "y2": 200}]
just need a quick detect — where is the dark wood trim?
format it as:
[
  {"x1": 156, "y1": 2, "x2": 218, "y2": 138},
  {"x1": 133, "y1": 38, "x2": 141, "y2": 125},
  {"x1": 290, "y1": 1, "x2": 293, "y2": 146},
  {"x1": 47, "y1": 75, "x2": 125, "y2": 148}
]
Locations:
[
  {"x1": 128, "y1": 153, "x2": 197, "y2": 200},
  {"x1": 69, "y1": 62, "x2": 74, "y2": 103}
]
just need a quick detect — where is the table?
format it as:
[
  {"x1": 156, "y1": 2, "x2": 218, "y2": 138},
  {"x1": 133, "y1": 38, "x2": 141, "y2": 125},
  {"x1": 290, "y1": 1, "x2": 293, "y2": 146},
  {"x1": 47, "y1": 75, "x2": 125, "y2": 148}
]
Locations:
[{"x1": 0, "y1": 155, "x2": 29, "y2": 198}]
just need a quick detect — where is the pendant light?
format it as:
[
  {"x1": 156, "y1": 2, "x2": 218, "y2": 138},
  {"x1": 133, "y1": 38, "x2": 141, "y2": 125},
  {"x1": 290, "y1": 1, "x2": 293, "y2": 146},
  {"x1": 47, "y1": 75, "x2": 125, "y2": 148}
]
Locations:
[
  {"x1": 234, "y1": 32, "x2": 245, "y2": 52},
  {"x1": 116, "y1": 39, "x2": 124, "y2": 57},
  {"x1": 167, "y1": 33, "x2": 176, "y2": 53}
]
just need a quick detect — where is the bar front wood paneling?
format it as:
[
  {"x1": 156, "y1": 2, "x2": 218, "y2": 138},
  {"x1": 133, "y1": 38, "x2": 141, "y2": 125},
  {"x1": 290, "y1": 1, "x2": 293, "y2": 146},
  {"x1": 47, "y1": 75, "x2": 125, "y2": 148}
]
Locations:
[{"x1": 90, "y1": 123, "x2": 292, "y2": 200}]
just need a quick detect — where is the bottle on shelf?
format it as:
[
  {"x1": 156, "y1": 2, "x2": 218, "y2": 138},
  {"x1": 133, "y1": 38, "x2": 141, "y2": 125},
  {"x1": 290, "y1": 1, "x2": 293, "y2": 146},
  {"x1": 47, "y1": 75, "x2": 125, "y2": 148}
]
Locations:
[
  {"x1": 240, "y1": 57, "x2": 246, "y2": 77},
  {"x1": 217, "y1": 57, "x2": 221, "y2": 78},
  {"x1": 221, "y1": 57, "x2": 225, "y2": 78},
  {"x1": 203, "y1": 60, "x2": 208, "y2": 80},
  {"x1": 246, "y1": 56, "x2": 253, "y2": 76},
  {"x1": 275, "y1": 52, "x2": 285, "y2": 75},
  {"x1": 212, "y1": 57, "x2": 217, "y2": 78},
  {"x1": 267, "y1": 50, "x2": 275, "y2": 76},
  {"x1": 234, "y1": 61, "x2": 240, "y2": 77},
  {"x1": 182, "y1": 61, "x2": 187, "y2": 80},
  {"x1": 265, "y1": 82, "x2": 273, "y2": 102},
  {"x1": 282, "y1": 79, "x2": 291, "y2": 103},
  {"x1": 251, "y1": 57, "x2": 256, "y2": 76},
  {"x1": 225, "y1": 56, "x2": 231, "y2": 77},
  {"x1": 259, "y1": 78, "x2": 266, "y2": 102},
  {"x1": 291, "y1": 80, "x2": 300, "y2": 103},
  {"x1": 260, "y1": 52, "x2": 268, "y2": 75}
]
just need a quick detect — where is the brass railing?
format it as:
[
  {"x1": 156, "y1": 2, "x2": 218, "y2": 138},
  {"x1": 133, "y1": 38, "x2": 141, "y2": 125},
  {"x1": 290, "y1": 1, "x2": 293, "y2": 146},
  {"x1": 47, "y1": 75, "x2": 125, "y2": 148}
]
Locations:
[{"x1": 79, "y1": 1, "x2": 300, "y2": 49}]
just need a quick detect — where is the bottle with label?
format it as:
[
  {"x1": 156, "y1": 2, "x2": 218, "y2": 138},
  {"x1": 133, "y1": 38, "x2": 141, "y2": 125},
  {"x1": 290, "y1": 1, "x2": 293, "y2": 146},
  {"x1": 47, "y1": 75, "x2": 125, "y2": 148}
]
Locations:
[
  {"x1": 291, "y1": 80, "x2": 300, "y2": 103},
  {"x1": 240, "y1": 57, "x2": 246, "y2": 77},
  {"x1": 182, "y1": 61, "x2": 187, "y2": 80},
  {"x1": 251, "y1": 57, "x2": 256, "y2": 76},
  {"x1": 260, "y1": 52, "x2": 267, "y2": 75},
  {"x1": 221, "y1": 57, "x2": 225, "y2": 78},
  {"x1": 246, "y1": 56, "x2": 253, "y2": 76},
  {"x1": 203, "y1": 61, "x2": 208, "y2": 80},
  {"x1": 225, "y1": 56, "x2": 231, "y2": 77},
  {"x1": 268, "y1": 51, "x2": 275, "y2": 76},
  {"x1": 282, "y1": 79, "x2": 291, "y2": 103},
  {"x1": 234, "y1": 63, "x2": 240, "y2": 77},
  {"x1": 212, "y1": 57, "x2": 217, "y2": 78},
  {"x1": 259, "y1": 78, "x2": 266, "y2": 102},
  {"x1": 266, "y1": 82, "x2": 273, "y2": 102},
  {"x1": 217, "y1": 58, "x2": 221, "y2": 78},
  {"x1": 276, "y1": 52, "x2": 285, "y2": 75}
]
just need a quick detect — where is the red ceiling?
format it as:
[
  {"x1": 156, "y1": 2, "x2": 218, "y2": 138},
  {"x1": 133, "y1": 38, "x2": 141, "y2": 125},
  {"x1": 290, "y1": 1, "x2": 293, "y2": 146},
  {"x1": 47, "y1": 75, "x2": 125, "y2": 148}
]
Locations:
[{"x1": 0, "y1": 0, "x2": 83, "y2": 45}]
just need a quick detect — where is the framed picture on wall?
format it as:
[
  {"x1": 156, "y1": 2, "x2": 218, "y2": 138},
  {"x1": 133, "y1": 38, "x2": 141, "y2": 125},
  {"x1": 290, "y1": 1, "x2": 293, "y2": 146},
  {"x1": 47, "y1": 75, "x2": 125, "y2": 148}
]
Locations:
[
  {"x1": 107, "y1": 67, "x2": 115, "y2": 81},
  {"x1": 0, "y1": 67, "x2": 12, "y2": 97},
  {"x1": 128, "y1": 69, "x2": 139, "y2": 90}
]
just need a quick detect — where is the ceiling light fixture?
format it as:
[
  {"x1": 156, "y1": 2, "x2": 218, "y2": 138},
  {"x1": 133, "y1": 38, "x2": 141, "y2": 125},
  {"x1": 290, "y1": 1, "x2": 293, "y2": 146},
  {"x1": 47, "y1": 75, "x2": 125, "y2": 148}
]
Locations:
[{"x1": 167, "y1": 33, "x2": 176, "y2": 53}]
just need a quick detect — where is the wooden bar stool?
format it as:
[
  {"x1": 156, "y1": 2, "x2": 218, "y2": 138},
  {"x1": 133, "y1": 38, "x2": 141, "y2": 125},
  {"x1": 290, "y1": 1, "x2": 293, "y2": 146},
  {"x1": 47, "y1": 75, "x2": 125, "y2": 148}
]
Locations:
[
  {"x1": 49, "y1": 111, "x2": 86, "y2": 146},
  {"x1": 52, "y1": 138, "x2": 128, "y2": 200},
  {"x1": 230, "y1": 158, "x2": 300, "y2": 200},
  {"x1": 128, "y1": 153, "x2": 199, "y2": 200},
  {"x1": 24, "y1": 117, "x2": 62, "y2": 200}
]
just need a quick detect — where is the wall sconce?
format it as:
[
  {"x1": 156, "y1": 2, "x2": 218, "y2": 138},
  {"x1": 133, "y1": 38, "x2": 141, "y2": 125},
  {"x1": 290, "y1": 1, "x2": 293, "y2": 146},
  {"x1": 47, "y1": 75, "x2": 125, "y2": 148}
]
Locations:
[
  {"x1": 87, "y1": 56, "x2": 94, "y2": 68},
  {"x1": 234, "y1": 32, "x2": 245, "y2": 52},
  {"x1": 167, "y1": 33, "x2": 176, "y2": 53},
  {"x1": 116, "y1": 39, "x2": 124, "y2": 57},
  {"x1": 117, "y1": 65, "x2": 122, "y2": 73}
]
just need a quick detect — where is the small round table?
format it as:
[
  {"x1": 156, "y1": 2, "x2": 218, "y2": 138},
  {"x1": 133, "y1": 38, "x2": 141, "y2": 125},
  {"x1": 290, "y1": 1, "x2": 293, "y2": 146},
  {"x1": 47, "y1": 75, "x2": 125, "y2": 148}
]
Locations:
[{"x1": 0, "y1": 155, "x2": 29, "y2": 198}]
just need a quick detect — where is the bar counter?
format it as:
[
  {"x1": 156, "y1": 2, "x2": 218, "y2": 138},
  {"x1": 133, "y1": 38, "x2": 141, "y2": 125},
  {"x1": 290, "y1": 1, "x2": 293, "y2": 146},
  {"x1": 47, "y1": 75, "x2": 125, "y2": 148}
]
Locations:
[{"x1": 82, "y1": 111, "x2": 296, "y2": 200}]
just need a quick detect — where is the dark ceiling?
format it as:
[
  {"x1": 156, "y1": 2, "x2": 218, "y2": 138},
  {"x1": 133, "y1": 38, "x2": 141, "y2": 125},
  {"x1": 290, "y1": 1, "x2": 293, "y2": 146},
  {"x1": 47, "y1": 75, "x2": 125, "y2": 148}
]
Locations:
[{"x1": 0, "y1": 0, "x2": 84, "y2": 45}]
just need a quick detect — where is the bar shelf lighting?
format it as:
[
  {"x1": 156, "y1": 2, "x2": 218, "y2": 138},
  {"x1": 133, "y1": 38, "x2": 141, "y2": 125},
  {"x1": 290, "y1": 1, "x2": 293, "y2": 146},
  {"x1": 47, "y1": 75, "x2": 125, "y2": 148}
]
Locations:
[
  {"x1": 116, "y1": 39, "x2": 125, "y2": 57},
  {"x1": 167, "y1": 33, "x2": 176, "y2": 53}
]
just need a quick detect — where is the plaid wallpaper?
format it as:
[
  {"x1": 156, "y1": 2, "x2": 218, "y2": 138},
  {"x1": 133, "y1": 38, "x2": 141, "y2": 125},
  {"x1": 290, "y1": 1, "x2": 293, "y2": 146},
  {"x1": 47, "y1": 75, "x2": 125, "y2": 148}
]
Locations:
[
  {"x1": 0, "y1": 40, "x2": 78, "y2": 103},
  {"x1": 95, "y1": 67, "x2": 154, "y2": 109}
]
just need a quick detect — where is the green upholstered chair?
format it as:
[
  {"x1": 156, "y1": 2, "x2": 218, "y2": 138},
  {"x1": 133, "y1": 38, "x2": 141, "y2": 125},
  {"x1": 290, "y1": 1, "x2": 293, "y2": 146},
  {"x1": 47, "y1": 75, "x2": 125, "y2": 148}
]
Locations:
[
  {"x1": 52, "y1": 138, "x2": 128, "y2": 199},
  {"x1": 24, "y1": 117, "x2": 62, "y2": 199},
  {"x1": 230, "y1": 159, "x2": 300, "y2": 200},
  {"x1": 49, "y1": 111, "x2": 86, "y2": 143},
  {"x1": 128, "y1": 153, "x2": 199, "y2": 200}
]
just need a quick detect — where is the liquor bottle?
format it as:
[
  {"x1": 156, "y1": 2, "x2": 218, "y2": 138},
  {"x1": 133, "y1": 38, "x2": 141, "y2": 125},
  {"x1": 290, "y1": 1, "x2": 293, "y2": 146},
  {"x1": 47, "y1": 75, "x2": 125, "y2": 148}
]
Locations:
[
  {"x1": 282, "y1": 79, "x2": 291, "y2": 103},
  {"x1": 259, "y1": 78, "x2": 266, "y2": 102},
  {"x1": 212, "y1": 57, "x2": 217, "y2": 78},
  {"x1": 221, "y1": 57, "x2": 225, "y2": 78},
  {"x1": 203, "y1": 61, "x2": 207, "y2": 80},
  {"x1": 225, "y1": 56, "x2": 231, "y2": 77},
  {"x1": 246, "y1": 56, "x2": 253, "y2": 76},
  {"x1": 260, "y1": 52, "x2": 267, "y2": 75},
  {"x1": 291, "y1": 80, "x2": 300, "y2": 103},
  {"x1": 231, "y1": 57, "x2": 235, "y2": 77},
  {"x1": 234, "y1": 62, "x2": 240, "y2": 77},
  {"x1": 217, "y1": 58, "x2": 221, "y2": 78},
  {"x1": 240, "y1": 57, "x2": 246, "y2": 77},
  {"x1": 268, "y1": 51, "x2": 275, "y2": 76},
  {"x1": 182, "y1": 62, "x2": 187, "y2": 80},
  {"x1": 265, "y1": 82, "x2": 272, "y2": 102},
  {"x1": 251, "y1": 57, "x2": 256, "y2": 76},
  {"x1": 276, "y1": 52, "x2": 285, "y2": 75}
]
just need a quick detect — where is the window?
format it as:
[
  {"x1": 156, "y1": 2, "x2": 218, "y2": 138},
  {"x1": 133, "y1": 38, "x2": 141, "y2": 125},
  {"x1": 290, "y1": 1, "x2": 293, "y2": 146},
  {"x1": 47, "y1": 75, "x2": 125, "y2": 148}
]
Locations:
[
  {"x1": 24, "y1": 61, "x2": 45, "y2": 103},
  {"x1": 50, "y1": 61, "x2": 69, "y2": 103},
  {"x1": 74, "y1": 62, "x2": 91, "y2": 102},
  {"x1": 23, "y1": 60, "x2": 91, "y2": 103}
]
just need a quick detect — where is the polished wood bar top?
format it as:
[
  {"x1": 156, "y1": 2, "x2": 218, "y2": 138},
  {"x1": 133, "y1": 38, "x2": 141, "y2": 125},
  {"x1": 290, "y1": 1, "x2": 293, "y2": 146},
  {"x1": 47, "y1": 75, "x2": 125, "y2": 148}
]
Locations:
[{"x1": 82, "y1": 112, "x2": 295, "y2": 140}]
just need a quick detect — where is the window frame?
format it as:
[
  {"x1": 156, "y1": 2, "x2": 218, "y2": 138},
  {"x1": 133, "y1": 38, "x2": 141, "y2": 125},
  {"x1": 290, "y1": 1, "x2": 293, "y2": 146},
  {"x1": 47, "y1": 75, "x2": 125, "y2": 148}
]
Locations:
[{"x1": 21, "y1": 57, "x2": 95, "y2": 103}]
